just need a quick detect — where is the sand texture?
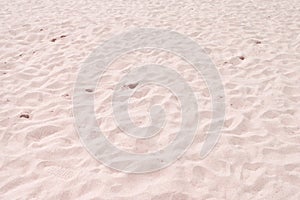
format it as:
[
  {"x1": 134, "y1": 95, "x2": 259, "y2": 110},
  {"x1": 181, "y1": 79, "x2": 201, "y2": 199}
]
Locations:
[{"x1": 1, "y1": 0, "x2": 300, "y2": 199}]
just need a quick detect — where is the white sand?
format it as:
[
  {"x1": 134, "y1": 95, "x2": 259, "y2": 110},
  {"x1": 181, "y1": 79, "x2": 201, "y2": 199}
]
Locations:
[{"x1": 1, "y1": 0, "x2": 300, "y2": 199}]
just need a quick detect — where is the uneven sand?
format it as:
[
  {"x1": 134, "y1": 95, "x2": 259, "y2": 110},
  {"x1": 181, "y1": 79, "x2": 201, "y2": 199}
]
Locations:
[{"x1": 1, "y1": 0, "x2": 300, "y2": 199}]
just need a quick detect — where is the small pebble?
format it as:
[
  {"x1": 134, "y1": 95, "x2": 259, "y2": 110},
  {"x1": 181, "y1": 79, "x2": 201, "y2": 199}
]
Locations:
[
  {"x1": 128, "y1": 83, "x2": 138, "y2": 89},
  {"x1": 255, "y1": 41, "x2": 262, "y2": 44},
  {"x1": 85, "y1": 89, "x2": 94, "y2": 93},
  {"x1": 20, "y1": 114, "x2": 30, "y2": 119}
]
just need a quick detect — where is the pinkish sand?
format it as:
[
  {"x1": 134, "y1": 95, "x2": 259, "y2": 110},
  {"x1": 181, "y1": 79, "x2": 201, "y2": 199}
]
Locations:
[{"x1": 1, "y1": 0, "x2": 300, "y2": 199}]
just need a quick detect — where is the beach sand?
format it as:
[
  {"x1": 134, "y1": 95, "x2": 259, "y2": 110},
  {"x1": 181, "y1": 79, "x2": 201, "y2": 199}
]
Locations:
[{"x1": 1, "y1": 0, "x2": 300, "y2": 199}]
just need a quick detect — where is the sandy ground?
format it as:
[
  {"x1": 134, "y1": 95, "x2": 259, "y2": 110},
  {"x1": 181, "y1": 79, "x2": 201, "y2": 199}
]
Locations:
[{"x1": 1, "y1": 0, "x2": 300, "y2": 199}]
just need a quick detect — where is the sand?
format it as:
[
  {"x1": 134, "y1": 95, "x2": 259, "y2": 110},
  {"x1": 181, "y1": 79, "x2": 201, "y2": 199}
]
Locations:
[{"x1": 1, "y1": 0, "x2": 300, "y2": 199}]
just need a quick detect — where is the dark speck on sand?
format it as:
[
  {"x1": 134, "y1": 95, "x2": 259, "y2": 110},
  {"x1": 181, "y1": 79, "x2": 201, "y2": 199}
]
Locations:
[
  {"x1": 20, "y1": 114, "x2": 30, "y2": 119},
  {"x1": 239, "y1": 56, "x2": 245, "y2": 60},
  {"x1": 128, "y1": 83, "x2": 138, "y2": 89},
  {"x1": 255, "y1": 41, "x2": 262, "y2": 44},
  {"x1": 85, "y1": 89, "x2": 94, "y2": 93}
]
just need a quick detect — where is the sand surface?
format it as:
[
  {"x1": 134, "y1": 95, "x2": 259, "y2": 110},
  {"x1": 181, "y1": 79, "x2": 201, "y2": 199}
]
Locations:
[{"x1": 1, "y1": 0, "x2": 300, "y2": 199}]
